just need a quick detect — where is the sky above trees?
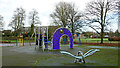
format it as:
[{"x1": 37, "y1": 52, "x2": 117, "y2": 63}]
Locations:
[{"x1": 0, "y1": 0, "x2": 118, "y2": 32}]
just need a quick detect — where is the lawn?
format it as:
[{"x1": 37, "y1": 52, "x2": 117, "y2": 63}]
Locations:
[
  {"x1": 74, "y1": 38, "x2": 119, "y2": 43},
  {"x1": 2, "y1": 39, "x2": 35, "y2": 43},
  {"x1": 2, "y1": 38, "x2": 119, "y2": 43}
]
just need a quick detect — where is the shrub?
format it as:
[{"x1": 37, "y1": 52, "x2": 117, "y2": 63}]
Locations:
[
  {"x1": 108, "y1": 37, "x2": 120, "y2": 41},
  {"x1": 108, "y1": 38, "x2": 113, "y2": 41}
]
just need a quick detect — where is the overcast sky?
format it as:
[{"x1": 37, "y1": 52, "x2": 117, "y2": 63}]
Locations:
[{"x1": 0, "y1": 0, "x2": 118, "y2": 32}]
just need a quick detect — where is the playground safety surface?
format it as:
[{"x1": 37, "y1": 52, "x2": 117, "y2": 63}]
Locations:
[{"x1": 2, "y1": 45, "x2": 119, "y2": 66}]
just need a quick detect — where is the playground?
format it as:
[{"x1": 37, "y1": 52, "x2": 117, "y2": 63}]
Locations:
[
  {"x1": 1, "y1": 27, "x2": 119, "y2": 67},
  {"x1": 2, "y1": 45, "x2": 118, "y2": 66}
]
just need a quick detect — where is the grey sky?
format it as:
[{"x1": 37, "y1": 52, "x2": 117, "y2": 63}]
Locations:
[{"x1": 0, "y1": 0, "x2": 118, "y2": 32}]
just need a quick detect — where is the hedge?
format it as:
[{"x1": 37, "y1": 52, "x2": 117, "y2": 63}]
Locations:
[{"x1": 108, "y1": 37, "x2": 120, "y2": 41}]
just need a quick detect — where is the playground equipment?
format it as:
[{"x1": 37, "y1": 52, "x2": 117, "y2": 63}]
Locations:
[
  {"x1": 78, "y1": 34, "x2": 81, "y2": 45},
  {"x1": 33, "y1": 27, "x2": 73, "y2": 50},
  {"x1": 16, "y1": 35, "x2": 24, "y2": 46},
  {"x1": 31, "y1": 27, "x2": 82, "y2": 50},
  {"x1": 52, "y1": 28, "x2": 73, "y2": 50},
  {"x1": 74, "y1": 33, "x2": 81, "y2": 45},
  {"x1": 34, "y1": 26, "x2": 49, "y2": 50},
  {"x1": 60, "y1": 49, "x2": 100, "y2": 64}
]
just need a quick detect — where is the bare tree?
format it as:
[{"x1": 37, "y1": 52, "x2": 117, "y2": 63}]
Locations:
[
  {"x1": 0, "y1": 15, "x2": 4, "y2": 31},
  {"x1": 28, "y1": 9, "x2": 41, "y2": 35},
  {"x1": 50, "y1": 2, "x2": 82, "y2": 36},
  {"x1": 50, "y1": 2, "x2": 70, "y2": 27},
  {"x1": 0, "y1": 15, "x2": 3, "y2": 27},
  {"x1": 84, "y1": 0, "x2": 118, "y2": 44},
  {"x1": 28, "y1": 9, "x2": 41, "y2": 26},
  {"x1": 67, "y1": 3, "x2": 83, "y2": 36},
  {"x1": 9, "y1": 7, "x2": 26, "y2": 36},
  {"x1": 118, "y1": 1, "x2": 120, "y2": 33}
]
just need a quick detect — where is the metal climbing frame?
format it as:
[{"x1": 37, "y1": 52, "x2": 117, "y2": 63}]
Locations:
[{"x1": 34, "y1": 26, "x2": 48, "y2": 50}]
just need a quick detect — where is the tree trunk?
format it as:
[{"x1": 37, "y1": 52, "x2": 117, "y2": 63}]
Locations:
[
  {"x1": 63, "y1": 22, "x2": 68, "y2": 44},
  {"x1": 100, "y1": 26, "x2": 104, "y2": 44},
  {"x1": 71, "y1": 21, "x2": 74, "y2": 38}
]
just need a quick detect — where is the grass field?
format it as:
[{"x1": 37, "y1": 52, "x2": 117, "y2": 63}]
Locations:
[
  {"x1": 2, "y1": 39, "x2": 35, "y2": 43},
  {"x1": 74, "y1": 38, "x2": 119, "y2": 43},
  {"x1": 2, "y1": 38, "x2": 119, "y2": 43}
]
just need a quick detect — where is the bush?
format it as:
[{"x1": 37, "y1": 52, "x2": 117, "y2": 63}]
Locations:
[
  {"x1": 108, "y1": 37, "x2": 120, "y2": 41},
  {"x1": 108, "y1": 38, "x2": 113, "y2": 41}
]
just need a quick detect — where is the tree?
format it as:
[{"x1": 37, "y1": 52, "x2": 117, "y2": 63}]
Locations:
[
  {"x1": 114, "y1": 29, "x2": 120, "y2": 37},
  {"x1": 28, "y1": 9, "x2": 41, "y2": 26},
  {"x1": 118, "y1": 1, "x2": 120, "y2": 33},
  {"x1": 29, "y1": 23, "x2": 34, "y2": 36},
  {"x1": 109, "y1": 29, "x2": 114, "y2": 37},
  {"x1": 0, "y1": 15, "x2": 3, "y2": 27},
  {"x1": 50, "y1": 2, "x2": 82, "y2": 36},
  {"x1": 28, "y1": 9, "x2": 41, "y2": 35},
  {"x1": 67, "y1": 3, "x2": 83, "y2": 36},
  {"x1": 68, "y1": 20, "x2": 83, "y2": 35},
  {"x1": 50, "y1": 2, "x2": 71, "y2": 44},
  {"x1": 84, "y1": 0, "x2": 118, "y2": 44},
  {"x1": 9, "y1": 7, "x2": 26, "y2": 36},
  {"x1": 50, "y1": 2, "x2": 70, "y2": 27},
  {"x1": 82, "y1": 31, "x2": 93, "y2": 38}
]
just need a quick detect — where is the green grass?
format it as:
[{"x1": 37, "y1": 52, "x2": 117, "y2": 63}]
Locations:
[
  {"x1": 2, "y1": 38, "x2": 119, "y2": 43},
  {"x1": 2, "y1": 39, "x2": 35, "y2": 43},
  {"x1": 74, "y1": 38, "x2": 119, "y2": 43},
  {"x1": 2, "y1": 40, "x2": 16, "y2": 43},
  {"x1": 81, "y1": 38, "x2": 108, "y2": 40}
]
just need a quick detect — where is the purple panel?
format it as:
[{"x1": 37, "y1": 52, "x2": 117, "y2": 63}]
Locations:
[{"x1": 52, "y1": 28, "x2": 73, "y2": 49}]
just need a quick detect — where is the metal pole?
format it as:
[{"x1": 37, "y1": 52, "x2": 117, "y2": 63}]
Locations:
[
  {"x1": 22, "y1": 37, "x2": 24, "y2": 46},
  {"x1": 34, "y1": 28, "x2": 36, "y2": 46},
  {"x1": 42, "y1": 27, "x2": 45, "y2": 51},
  {"x1": 47, "y1": 26, "x2": 48, "y2": 40},
  {"x1": 16, "y1": 38, "x2": 17, "y2": 46},
  {"x1": 38, "y1": 27, "x2": 40, "y2": 48}
]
